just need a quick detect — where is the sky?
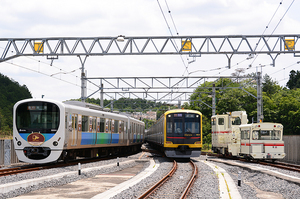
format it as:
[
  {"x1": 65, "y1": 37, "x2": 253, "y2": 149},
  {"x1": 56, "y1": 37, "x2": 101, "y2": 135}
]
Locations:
[{"x1": 0, "y1": 0, "x2": 300, "y2": 104}]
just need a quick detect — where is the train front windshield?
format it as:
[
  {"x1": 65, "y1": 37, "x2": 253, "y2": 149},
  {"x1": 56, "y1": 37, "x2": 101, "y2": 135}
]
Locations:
[
  {"x1": 166, "y1": 112, "x2": 201, "y2": 144},
  {"x1": 16, "y1": 102, "x2": 60, "y2": 133}
]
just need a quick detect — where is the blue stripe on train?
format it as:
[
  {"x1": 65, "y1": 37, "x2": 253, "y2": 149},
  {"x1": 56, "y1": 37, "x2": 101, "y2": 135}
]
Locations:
[{"x1": 80, "y1": 132, "x2": 119, "y2": 145}]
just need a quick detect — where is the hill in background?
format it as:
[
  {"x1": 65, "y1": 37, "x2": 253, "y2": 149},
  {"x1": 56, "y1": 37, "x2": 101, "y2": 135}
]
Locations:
[{"x1": 0, "y1": 73, "x2": 32, "y2": 137}]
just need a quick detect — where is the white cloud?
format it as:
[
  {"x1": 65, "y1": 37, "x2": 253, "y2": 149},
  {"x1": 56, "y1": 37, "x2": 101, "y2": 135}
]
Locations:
[{"x1": 0, "y1": 0, "x2": 299, "y2": 102}]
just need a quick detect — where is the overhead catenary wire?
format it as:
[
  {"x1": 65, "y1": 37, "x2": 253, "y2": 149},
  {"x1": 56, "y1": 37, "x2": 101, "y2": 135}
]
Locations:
[
  {"x1": 250, "y1": 0, "x2": 294, "y2": 67},
  {"x1": 156, "y1": 0, "x2": 189, "y2": 75}
]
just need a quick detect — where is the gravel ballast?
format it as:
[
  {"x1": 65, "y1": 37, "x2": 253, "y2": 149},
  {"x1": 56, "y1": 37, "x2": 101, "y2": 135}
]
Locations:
[{"x1": 1, "y1": 154, "x2": 300, "y2": 199}]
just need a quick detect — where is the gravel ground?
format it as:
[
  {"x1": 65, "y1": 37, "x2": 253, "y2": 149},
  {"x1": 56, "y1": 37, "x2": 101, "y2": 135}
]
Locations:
[
  {"x1": 110, "y1": 156, "x2": 173, "y2": 199},
  {"x1": 1, "y1": 153, "x2": 300, "y2": 199},
  {"x1": 0, "y1": 153, "x2": 151, "y2": 199},
  {"x1": 207, "y1": 156, "x2": 300, "y2": 199}
]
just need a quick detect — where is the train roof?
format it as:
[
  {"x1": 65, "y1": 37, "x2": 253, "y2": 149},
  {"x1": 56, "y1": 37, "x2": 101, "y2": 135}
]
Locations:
[
  {"x1": 163, "y1": 109, "x2": 202, "y2": 116},
  {"x1": 14, "y1": 98, "x2": 144, "y2": 125},
  {"x1": 239, "y1": 122, "x2": 283, "y2": 129}
]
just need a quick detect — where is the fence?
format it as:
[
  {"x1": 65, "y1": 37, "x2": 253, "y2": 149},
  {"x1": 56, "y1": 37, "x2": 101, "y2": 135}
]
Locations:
[
  {"x1": 283, "y1": 135, "x2": 300, "y2": 164},
  {"x1": 0, "y1": 139, "x2": 19, "y2": 166}
]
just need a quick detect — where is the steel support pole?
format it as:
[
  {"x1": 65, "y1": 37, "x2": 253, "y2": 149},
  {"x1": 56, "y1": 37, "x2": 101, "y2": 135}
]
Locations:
[
  {"x1": 212, "y1": 83, "x2": 216, "y2": 116},
  {"x1": 257, "y1": 72, "x2": 263, "y2": 122},
  {"x1": 79, "y1": 56, "x2": 88, "y2": 102},
  {"x1": 100, "y1": 82, "x2": 104, "y2": 108}
]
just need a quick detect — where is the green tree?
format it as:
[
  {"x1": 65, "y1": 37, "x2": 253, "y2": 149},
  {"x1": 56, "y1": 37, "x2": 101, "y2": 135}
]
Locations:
[
  {"x1": 263, "y1": 74, "x2": 281, "y2": 96},
  {"x1": 286, "y1": 70, "x2": 300, "y2": 89},
  {"x1": 0, "y1": 73, "x2": 32, "y2": 135}
]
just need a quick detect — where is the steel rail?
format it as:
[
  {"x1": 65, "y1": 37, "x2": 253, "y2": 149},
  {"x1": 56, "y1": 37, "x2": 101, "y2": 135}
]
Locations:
[
  {"x1": 180, "y1": 160, "x2": 198, "y2": 199},
  {"x1": 138, "y1": 159, "x2": 177, "y2": 199}
]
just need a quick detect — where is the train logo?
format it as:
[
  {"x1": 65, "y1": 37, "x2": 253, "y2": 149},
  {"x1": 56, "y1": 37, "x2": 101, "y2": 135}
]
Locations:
[{"x1": 27, "y1": 133, "x2": 45, "y2": 146}]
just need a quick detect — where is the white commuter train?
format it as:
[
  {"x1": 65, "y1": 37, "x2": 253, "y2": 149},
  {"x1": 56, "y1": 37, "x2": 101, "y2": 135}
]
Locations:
[
  {"x1": 211, "y1": 111, "x2": 286, "y2": 161},
  {"x1": 13, "y1": 98, "x2": 145, "y2": 164}
]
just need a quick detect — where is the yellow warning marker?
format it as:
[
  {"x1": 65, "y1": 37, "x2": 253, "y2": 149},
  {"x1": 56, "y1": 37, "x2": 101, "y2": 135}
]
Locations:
[
  {"x1": 34, "y1": 42, "x2": 44, "y2": 53},
  {"x1": 284, "y1": 39, "x2": 295, "y2": 51},
  {"x1": 181, "y1": 40, "x2": 191, "y2": 51}
]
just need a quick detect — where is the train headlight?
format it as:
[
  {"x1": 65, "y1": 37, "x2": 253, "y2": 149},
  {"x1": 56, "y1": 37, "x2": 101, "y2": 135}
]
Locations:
[
  {"x1": 53, "y1": 141, "x2": 58, "y2": 146},
  {"x1": 17, "y1": 141, "x2": 22, "y2": 146}
]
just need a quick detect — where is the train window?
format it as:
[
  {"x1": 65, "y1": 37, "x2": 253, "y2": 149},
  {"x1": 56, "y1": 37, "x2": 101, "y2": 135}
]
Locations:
[
  {"x1": 185, "y1": 114, "x2": 200, "y2": 134},
  {"x1": 112, "y1": 120, "x2": 115, "y2": 133},
  {"x1": 174, "y1": 121, "x2": 183, "y2": 134},
  {"x1": 82, "y1": 116, "x2": 89, "y2": 132},
  {"x1": 121, "y1": 121, "x2": 125, "y2": 134},
  {"x1": 253, "y1": 130, "x2": 281, "y2": 140},
  {"x1": 272, "y1": 130, "x2": 281, "y2": 140},
  {"x1": 218, "y1": 118, "x2": 224, "y2": 125},
  {"x1": 16, "y1": 101, "x2": 60, "y2": 132},
  {"x1": 241, "y1": 130, "x2": 250, "y2": 139},
  {"x1": 65, "y1": 113, "x2": 68, "y2": 130},
  {"x1": 231, "y1": 117, "x2": 241, "y2": 125},
  {"x1": 211, "y1": 118, "x2": 216, "y2": 126},
  {"x1": 75, "y1": 115, "x2": 78, "y2": 131},
  {"x1": 89, "y1": 117, "x2": 93, "y2": 132},
  {"x1": 100, "y1": 118, "x2": 105, "y2": 132},
  {"x1": 96, "y1": 117, "x2": 100, "y2": 133},
  {"x1": 114, "y1": 120, "x2": 119, "y2": 133},
  {"x1": 167, "y1": 114, "x2": 172, "y2": 134},
  {"x1": 105, "y1": 119, "x2": 111, "y2": 133},
  {"x1": 92, "y1": 117, "x2": 96, "y2": 133}
]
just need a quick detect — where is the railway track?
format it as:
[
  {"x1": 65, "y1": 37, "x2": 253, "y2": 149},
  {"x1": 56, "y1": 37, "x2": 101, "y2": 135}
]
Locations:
[
  {"x1": 138, "y1": 159, "x2": 197, "y2": 199},
  {"x1": 202, "y1": 151, "x2": 300, "y2": 173},
  {"x1": 0, "y1": 151, "x2": 139, "y2": 177},
  {"x1": 0, "y1": 166, "x2": 43, "y2": 177},
  {"x1": 259, "y1": 161, "x2": 300, "y2": 172}
]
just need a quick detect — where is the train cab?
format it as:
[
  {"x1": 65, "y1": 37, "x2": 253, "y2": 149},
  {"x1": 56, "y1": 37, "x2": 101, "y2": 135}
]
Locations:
[{"x1": 239, "y1": 123, "x2": 286, "y2": 160}]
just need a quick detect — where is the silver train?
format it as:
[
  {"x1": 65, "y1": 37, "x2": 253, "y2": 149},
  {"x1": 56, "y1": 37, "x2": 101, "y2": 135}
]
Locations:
[{"x1": 13, "y1": 99, "x2": 145, "y2": 164}]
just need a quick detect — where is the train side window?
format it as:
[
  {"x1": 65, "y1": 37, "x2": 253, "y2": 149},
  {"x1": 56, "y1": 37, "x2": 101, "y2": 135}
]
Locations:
[
  {"x1": 241, "y1": 130, "x2": 250, "y2": 139},
  {"x1": 65, "y1": 113, "x2": 68, "y2": 130},
  {"x1": 100, "y1": 118, "x2": 105, "y2": 133},
  {"x1": 105, "y1": 119, "x2": 111, "y2": 133},
  {"x1": 92, "y1": 117, "x2": 96, "y2": 133},
  {"x1": 82, "y1": 116, "x2": 89, "y2": 132},
  {"x1": 96, "y1": 117, "x2": 100, "y2": 133},
  {"x1": 119, "y1": 121, "x2": 123, "y2": 134},
  {"x1": 218, "y1": 118, "x2": 224, "y2": 125},
  {"x1": 232, "y1": 117, "x2": 241, "y2": 125},
  {"x1": 272, "y1": 130, "x2": 281, "y2": 140},
  {"x1": 114, "y1": 120, "x2": 119, "y2": 133}
]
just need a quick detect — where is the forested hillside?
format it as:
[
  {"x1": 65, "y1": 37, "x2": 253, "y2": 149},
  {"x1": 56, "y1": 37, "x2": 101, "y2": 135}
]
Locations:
[
  {"x1": 0, "y1": 73, "x2": 32, "y2": 136},
  {"x1": 84, "y1": 97, "x2": 177, "y2": 119}
]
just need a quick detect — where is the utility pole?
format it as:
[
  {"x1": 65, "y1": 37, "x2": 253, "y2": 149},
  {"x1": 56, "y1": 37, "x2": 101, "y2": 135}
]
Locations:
[
  {"x1": 212, "y1": 83, "x2": 216, "y2": 116},
  {"x1": 257, "y1": 72, "x2": 263, "y2": 122},
  {"x1": 79, "y1": 56, "x2": 88, "y2": 102}
]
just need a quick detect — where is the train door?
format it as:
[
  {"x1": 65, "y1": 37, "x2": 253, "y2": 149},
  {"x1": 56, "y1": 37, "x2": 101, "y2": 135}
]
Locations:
[
  {"x1": 77, "y1": 115, "x2": 82, "y2": 145},
  {"x1": 96, "y1": 117, "x2": 100, "y2": 144},
  {"x1": 105, "y1": 118, "x2": 112, "y2": 143},
  {"x1": 166, "y1": 113, "x2": 184, "y2": 145},
  {"x1": 71, "y1": 114, "x2": 78, "y2": 146},
  {"x1": 92, "y1": 116, "x2": 96, "y2": 145},
  {"x1": 65, "y1": 112, "x2": 70, "y2": 146},
  {"x1": 126, "y1": 118, "x2": 129, "y2": 145},
  {"x1": 119, "y1": 121, "x2": 124, "y2": 144},
  {"x1": 240, "y1": 128, "x2": 250, "y2": 155}
]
